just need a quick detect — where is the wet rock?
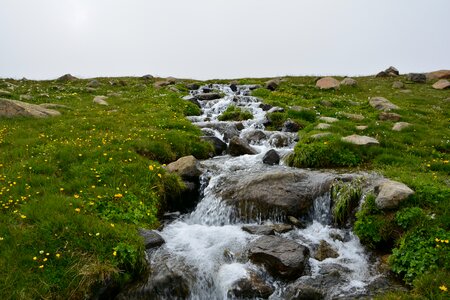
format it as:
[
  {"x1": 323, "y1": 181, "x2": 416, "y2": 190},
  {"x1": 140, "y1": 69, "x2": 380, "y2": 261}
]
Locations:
[
  {"x1": 263, "y1": 149, "x2": 280, "y2": 165},
  {"x1": 229, "y1": 82, "x2": 238, "y2": 92},
  {"x1": 242, "y1": 225, "x2": 275, "y2": 235},
  {"x1": 272, "y1": 224, "x2": 294, "y2": 233},
  {"x1": 265, "y1": 79, "x2": 280, "y2": 91},
  {"x1": 56, "y1": 73, "x2": 78, "y2": 81},
  {"x1": 0, "y1": 90, "x2": 12, "y2": 97},
  {"x1": 315, "y1": 240, "x2": 339, "y2": 261},
  {"x1": 167, "y1": 155, "x2": 201, "y2": 181},
  {"x1": 219, "y1": 168, "x2": 335, "y2": 220},
  {"x1": 432, "y1": 79, "x2": 450, "y2": 90},
  {"x1": 186, "y1": 83, "x2": 200, "y2": 90},
  {"x1": 228, "y1": 272, "x2": 274, "y2": 299},
  {"x1": 268, "y1": 132, "x2": 289, "y2": 147},
  {"x1": 374, "y1": 179, "x2": 414, "y2": 210},
  {"x1": 282, "y1": 119, "x2": 301, "y2": 132},
  {"x1": 316, "y1": 77, "x2": 340, "y2": 90},
  {"x1": 369, "y1": 97, "x2": 399, "y2": 111},
  {"x1": 392, "y1": 122, "x2": 411, "y2": 131},
  {"x1": 319, "y1": 116, "x2": 339, "y2": 123},
  {"x1": 228, "y1": 137, "x2": 257, "y2": 156},
  {"x1": 288, "y1": 216, "x2": 306, "y2": 228},
  {"x1": 315, "y1": 123, "x2": 331, "y2": 130},
  {"x1": 0, "y1": 98, "x2": 60, "y2": 118},
  {"x1": 248, "y1": 236, "x2": 310, "y2": 279},
  {"x1": 201, "y1": 136, "x2": 227, "y2": 156},
  {"x1": 342, "y1": 134, "x2": 379, "y2": 146},
  {"x1": 87, "y1": 79, "x2": 101, "y2": 88},
  {"x1": 93, "y1": 95, "x2": 109, "y2": 106},
  {"x1": 341, "y1": 113, "x2": 364, "y2": 121},
  {"x1": 426, "y1": 69, "x2": 450, "y2": 80},
  {"x1": 284, "y1": 283, "x2": 324, "y2": 300},
  {"x1": 141, "y1": 74, "x2": 154, "y2": 80},
  {"x1": 340, "y1": 78, "x2": 357, "y2": 86},
  {"x1": 183, "y1": 95, "x2": 201, "y2": 108},
  {"x1": 247, "y1": 84, "x2": 262, "y2": 90},
  {"x1": 356, "y1": 125, "x2": 368, "y2": 131},
  {"x1": 379, "y1": 112, "x2": 401, "y2": 121},
  {"x1": 392, "y1": 81, "x2": 405, "y2": 89},
  {"x1": 195, "y1": 92, "x2": 222, "y2": 101},
  {"x1": 243, "y1": 130, "x2": 266, "y2": 144},
  {"x1": 406, "y1": 73, "x2": 426, "y2": 83},
  {"x1": 139, "y1": 229, "x2": 165, "y2": 249}
]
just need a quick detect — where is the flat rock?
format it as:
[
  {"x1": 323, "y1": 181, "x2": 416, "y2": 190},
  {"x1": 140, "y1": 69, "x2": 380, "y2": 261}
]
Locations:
[
  {"x1": 316, "y1": 77, "x2": 340, "y2": 90},
  {"x1": 369, "y1": 97, "x2": 399, "y2": 111},
  {"x1": 342, "y1": 112, "x2": 364, "y2": 121},
  {"x1": 432, "y1": 79, "x2": 450, "y2": 90},
  {"x1": 0, "y1": 98, "x2": 60, "y2": 118},
  {"x1": 340, "y1": 78, "x2": 357, "y2": 86},
  {"x1": 228, "y1": 137, "x2": 257, "y2": 156},
  {"x1": 319, "y1": 116, "x2": 339, "y2": 123},
  {"x1": 426, "y1": 70, "x2": 450, "y2": 80},
  {"x1": 406, "y1": 73, "x2": 426, "y2": 83},
  {"x1": 242, "y1": 225, "x2": 275, "y2": 235},
  {"x1": 379, "y1": 112, "x2": 401, "y2": 121},
  {"x1": 392, "y1": 122, "x2": 411, "y2": 131},
  {"x1": 310, "y1": 132, "x2": 332, "y2": 140},
  {"x1": 375, "y1": 180, "x2": 414, "y2": 210},
  {"x1": 39, "y1": 103, "x2": 70, "y2": 109},
  {"x1": 392, "y1": 81, "x2": 405, "y2": 89},
  {"x1": 93, "y1": 95, "x2": 109, "y2": 106},
  {"x1": 315, "y1": 123, "x2": 331, "y2": 130},
  {"x1": 166, "y1": 155, "x2": 201, "y2": 180},
  {"x1": 248, "y1": 236, "x2": 310, "y2": 279},
  {"x1": 356, "y1": 125, "x2": 368, "y2": 131},
  {"x1": 195, "y1": 93, "x2": 222, "y2": 101},
  {"x1": 342, "y1": 134, "x2": 379, "y2": 146},
  {"x1": 57, "y1": 74, "x2": 78, "y2": 81}
]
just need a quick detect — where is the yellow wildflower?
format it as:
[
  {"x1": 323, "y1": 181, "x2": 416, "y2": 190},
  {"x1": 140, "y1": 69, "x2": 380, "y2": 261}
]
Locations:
[
  {"x1": 439, "y1": 285, "x2": 448, "y2": 292},
  {"x1": 74, "y1": 194, "x2": 80, "y2": 199},
  {"x1": 157, "y1": 174, "x2": 162, "y2": 178},
  {"x1": 33, "y1": 257, "x2": 37, "y2": 260},
  {"x1": 74, "y1": 208, "x2": 81, "y2": 213},
  {"x1": 20, "y1": 215, "x2": 27, "y2": 219},
  {"x1": 38, "y1": 265, "x2": 44, "y2": 269},
  {"x1": 60, "y1": 188, "x2": 64, "y2": 191},
  {"x1": 445, "y1": 240, "x2": 449, "y2": 244},
  {"x1": 114, "y1": 193, "x2": 123, "y2": 198},
  {"x1": 56, "y1": 253, "x2": 61, "y2": 258},
  {"x1": 43, "y1": 258, "x2": 47, "y2": 262},
  {"x1": 113, "y1": 251, "x2": 117, "y2": 256},
  {"x1": 110, "y1": 223, "x2": 115, "y2": 227},
  {"x1": 149, "y1": 165, "x2": 154, "y2": 171}
]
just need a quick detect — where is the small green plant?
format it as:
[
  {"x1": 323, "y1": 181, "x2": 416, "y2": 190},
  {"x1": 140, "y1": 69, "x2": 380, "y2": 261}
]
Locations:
[
  {"x1": 395, "y1": 207, "x2": 428, "y2": 230},
  {"x1": 331, "y1": 179, "x2": 362, "y2": 226},
  {"x1": 218, "y1": 105, "x2": 253, "y2": 121}
]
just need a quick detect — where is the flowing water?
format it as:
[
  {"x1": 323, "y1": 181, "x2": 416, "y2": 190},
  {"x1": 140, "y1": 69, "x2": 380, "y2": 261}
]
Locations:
[{"x1": 138, "y1": 84, "x2": 392, "y2": 299}]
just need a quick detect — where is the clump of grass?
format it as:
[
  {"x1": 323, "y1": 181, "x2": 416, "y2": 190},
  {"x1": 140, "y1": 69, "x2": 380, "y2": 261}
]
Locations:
[
  {"x1": 218, "y1": 105, "x2": 253, "y2": 121},
  {"x1": 331, "y1": 178, "x2": 362, "y2": 226}
]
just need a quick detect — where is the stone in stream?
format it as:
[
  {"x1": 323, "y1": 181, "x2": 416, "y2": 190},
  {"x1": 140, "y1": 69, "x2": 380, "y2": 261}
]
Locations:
[
  {"x1": 259, "y1": 103, "x2": 273, "y2": 111},
  {"x1": 242, "y1": 225, "x2": 275, "y2": 235},
  {"x1": 223, "y1": 123, "x2": 241, "y2": 142},
  {"x1": 406, "y1": 73, "x2": 427, "y2": 83},
  {"x1": 374, "y1": 179, "x2": 414, "y2": 210},
  {"x1": 316, "y1": 77, "x2": 340, "y2": 90},
  {"x1": 93, "y1": 95, "x2": 109, "y2": 106},
  {"x1": 282, "y1": 119, "x2": 302, "y2": 132},
  {"x1": 369, "y1": 97, "x2": 399, "y2": 111},
  {"x1": 288, "y1": 216, "x2": 307, "y2": 228},
  {"x1": 392, "y1": 122, "x2": 411, "y2": 132},
  {"x1": 272, "y1": 224, "x2": 294, "y2": 234},
  {"x1": 263, "y1": 149, "x2": 280, "y2": 165},
  {"x1": 248, "y1": 236, "x2": 310, "y2": 280},
  {"x1": 195, "y1": 92, "x2": 222, "y2": 101},
  {"x1": 229, "y1": 82, "x2": 238, "y2": 92},
  {"x1": 243, "y1": 129, "x2": 266, "y2": 144},
  {"x1": 228, "y1": 272, "x2": 274, "y2": 299},
  {"x1": 314, "y1": 240, "x2": 339, "y2": 261},
  {"x1": 268, "y1": 132, "x2": 290, "y2": 147},
  {"x1": 139, "y1": 229, "x2": 165, "y2": 249},
  {"x1": 200, "y1": 136, "x2": 227, "y2": 156},
  {"x1": 379, "y1": 112, "x2": 401, "y2": 121},
  {"x1": 432, "y1": 79, "x2": 450, "y2": 90},
  {"x1": 219, "y1": 168, "x2": 335, "y2": 221},
  {"x1": 166, "y1": 155, "x2": 201, "y2": 181},
  {"x1": 0, "y1": 98, "x2": 61, "y2": 118},
  {"x1": 182, "y1": 95, "x2": 201, "y2": 108},
  {"x1": 283, "y1": 284, "x2": 324, "y2": 300},
  {"x1": 341, "y1": 134, "x2": 379, "y2": 146},
  {"x1": 228, "y1": 137, "x2": 258, "y2": 156}
]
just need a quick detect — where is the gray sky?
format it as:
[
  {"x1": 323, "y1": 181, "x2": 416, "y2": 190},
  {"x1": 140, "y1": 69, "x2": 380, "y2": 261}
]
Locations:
[{"x1": 1, "y1": 0, "x2": 449, "y2": 80}]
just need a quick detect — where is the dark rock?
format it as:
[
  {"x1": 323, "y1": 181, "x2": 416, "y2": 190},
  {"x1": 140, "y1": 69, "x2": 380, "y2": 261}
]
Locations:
[
  {"x1": 223, "y1": 124, "x2": 241, "y2": 142},
  {"x1": 263, "y1": 149, "x2": 280, "y2": 165},
  {"x1": 268, "y1": 132, "x2": 289, "y2": 147},
  {"x1": 184, "y1": 96, "x2": 201, "y2": 108},
  {"x1": 268, "y1": 106, "x2": 285, "y2": 113},
  {"x1": 228, "y1": 272, "x2": 274, "y2": 299},
  {"x1": 139, "y1": 229, "x2": 165, "y2": 249},
  {"x1": 195, "y1": 92, "x2": 222, "y2": 101},
  {"x1": 259, "y1": 103, "x2": 273, "y2": 111},
  {"x1": 282, "y1": 119, "x2": 301, "y2": 132},
  {"x1": 228, "y1": 137, "x2": 258, "y2": 156},
  {"x1": 314, "y1": 240, "x2": 339, "y2": 261},
  {"x1": 386, "y1": 66, "x2": 400, "y2": 76},
  {"x1": 201, "y1": 136, "x2": 227, "y2": 156},
  {"x1": 248, "y1": 236, "x2": 310, "y2": 279},
  {"x1": 248, "y1": 84, "x2": 262, "y2": 90},
  {"x1": 406, "y1": 73, "x2": 426, "y2": 83},
  {"x1": 369, "y1": 97, "x2": 399, "y2": 111},
  {"x1": 288, "y1": 216, "x2": 306, "y2": 228},
  {"x1": 243, "y1": 130, "x2": 267, "y2": 144},
  {"x1": 56, "y1": 74, "x2": 78, "y2": 81},
  {"x1": 87, "y1": 79, "x2": 101, "y2": 88},
  {"x1": 141, "y1": 74, "x2": 154, "y2": 80},
  {"x1": 284, "y1": 284, "x2": 324, "y2": 300},
  {"x1": 265, "y1": 79, "x2": 280, "y2": 91},
  {"x1": 202, "y1": 87, "x2": 212, "y2": 93},
  {"x1": 272, "y1": 224, "x2": 294, "y2": 233},
  {"x1": 235, "y1": 122, "x2": 245, "y2": 131},
  {"x1": 242, "y1": 225, "x2": 275, "y2": 235},
  {"x1": 379, "y1": 112, "x2": 401, "y2": 121},
  {"x1": 186, "y1": 83, "x2": 200, "y2": 90},
  {"x1": 230, "y1": 82, "x2": 238, "y2": 92}
]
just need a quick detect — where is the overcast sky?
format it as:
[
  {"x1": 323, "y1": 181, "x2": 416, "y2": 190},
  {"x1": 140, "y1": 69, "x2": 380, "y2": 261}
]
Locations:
[{"x1": 1, "y1": 0, "x2": 449, "y2": 80}]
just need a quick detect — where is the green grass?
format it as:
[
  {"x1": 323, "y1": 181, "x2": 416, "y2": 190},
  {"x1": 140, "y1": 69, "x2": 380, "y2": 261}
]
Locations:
[{"x1": 218, "y1": 105, "x2": 253, "y2": 121}]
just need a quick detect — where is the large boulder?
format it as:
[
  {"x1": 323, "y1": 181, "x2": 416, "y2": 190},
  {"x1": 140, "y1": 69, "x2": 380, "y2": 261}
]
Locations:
[
  {"x1": 376, "y1": 66, "x2": 399, "y2": 77},
  {"x1": 0, "y1": 98, "x2": 60, "y2": 118},
  {"x1": 316, "y1": 77, "x2": 340, "y2": 90},
  {"x1": 200, "y1": 136, "x2": 227, "y2": 156},
  {"x1": 392, "y1": 81, "x2": 405, "y2": 89},
  {"x1": 426, "y1": 70, "x2": 450, "y2": 80},
  {"x1": 369, "y1": 97, "x2": 399, "y2": 111},
  {"x1": 248, "y1": 236, "x2": 310, "y2": 279},
  {"x1": 139, "y1": 229, "x2": 165, "y2": 249},
  {"x1": 87, "y1": 79, "x2": 101, "y2": 88},
  {"x1": 263, "y1": 149, "x2": 280, "y2": 165},
  {"x1": 342, "y1": 134, "x2": 379, "y2": 146},
  {"x1": 374, "y1": 180, "x2": 414, "y2": 210},
  {"x1": 166, "y1": 155, "x2": 201, "y2": 181},
  {"x1": 219, "y1": 168, "x2": 335, "y2": 220},
  {"x1": 228, "y1": 272, "x2": 274, "y2": 299},
  {"x1": 265, "y1": 79, "x2": 280, "y2": 91},
  {"x1": 57, "y1": 74, "x2": 78, "y2": 81},
  {"x1": 432, "y1": 79, "x2": 450, "y2": 90},
  {"x1": 406, "y1": 73, "x2": 426, "y2": 83},
  {"x1": 228, "y1": 137, "x2": 257, "y2": 156}
]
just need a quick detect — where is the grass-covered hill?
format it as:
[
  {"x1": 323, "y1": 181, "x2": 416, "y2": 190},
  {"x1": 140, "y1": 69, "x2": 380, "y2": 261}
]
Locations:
[{"x1": 0, "y1": 73, "x2": 449, "y2": 299}]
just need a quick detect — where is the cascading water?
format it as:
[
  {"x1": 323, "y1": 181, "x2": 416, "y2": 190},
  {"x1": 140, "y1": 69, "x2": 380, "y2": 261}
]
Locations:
[{"x1": 130, "y1": 84, "x2": 394, "y2": 300}]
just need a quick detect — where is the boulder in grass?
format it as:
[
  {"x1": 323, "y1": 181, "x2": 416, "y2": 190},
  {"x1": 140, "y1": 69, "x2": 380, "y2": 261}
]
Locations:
[
  {"x1": 392, "y1": 122, "x2": 411, "y2": 132},
  {"x1": 87, "y1": 79, "x2": 101, "y2": 88},
  {"x1": 340, "y1": 78, "x2": 357, "y2": 86},
  {"x1": 316, "y1": 77, "x2": 340, "y2": 90},
  {"x1": 93, "y1": 96, "x2": 109, "y2": 106},
  {"x1": 342, "y1": 134, "x2": 379, "y2": 146},
  {"x1": 369, "y1": 97, "x2": 399, "y2": 111},
  {"x1": 379, "y1": 112, "x2": 401, "y2": 121},
  {"x1": 426, "y1": 70, "x2": 450, "y2": 80},
  {"x1": 406, "y1": 73, "x2": 426, "y2": 83},
  {"x1": 57, "y1": 74, "x2": 78, "y2": 82},
  {"x1": 166, "y1": 155, "x2": 201, "y2": 181},
  {"x1": 319, "y1": 116, "x2": 339, "y2": 123},
  {"x1": 265, "y1": 79, "x2": 280, "y2": 91},
  {"x1": 0, "y1": 98, "x2": 60, "y2": 118},
  {"x1": 392, "y1": 81, "x2": 405, "y2": 89},
  {"x1": 374, "y1": 180, "x2": 414, "y2": 210},
  {"x1": 432, "y1": 79, "x2": 450, "y2": 90}
]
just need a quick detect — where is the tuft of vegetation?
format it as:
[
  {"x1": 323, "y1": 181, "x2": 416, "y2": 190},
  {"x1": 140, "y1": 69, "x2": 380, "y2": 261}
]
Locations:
[
  {"x1": 218, "y1": 105, "x2": 253, "y2": 121},
  {"x1": 331, "y1": 178, "x2": 362, "y2": 226}
]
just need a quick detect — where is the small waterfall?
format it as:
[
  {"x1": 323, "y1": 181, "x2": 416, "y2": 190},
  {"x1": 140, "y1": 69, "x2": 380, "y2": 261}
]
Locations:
[{"x1": 128, "y1": 84, "x2": 391, "y2": 300}]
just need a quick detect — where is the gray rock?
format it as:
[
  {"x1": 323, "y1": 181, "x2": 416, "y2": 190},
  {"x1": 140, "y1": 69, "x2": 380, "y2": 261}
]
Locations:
[
  {"x1": 39, "y1": 103, "x2": 70, "y2": 109},
  {"x1": 87, "y1": 79, "x2": 101, "y2": 88},
  {"x1": 310, "y1": 132, "x2": 332, "y2": 140},
  {"x1": 195, "y1": 93, "x2": 222, "y2": 101},
  {"x1": 340, "y1": 78, "x2": 357, "y2": 86},
  {"x1": 385, "y1": 66, "x2": 400, "y2": 76},
  {"x1": 263, "y1": 149, "x2": 280, "y2": 165},
  {"x1": 248, "y1": 236, "x2": 310, "y2": 279},
  {"x1": 166, "y1": 77, "x2": 177, "y2": 84},
  {"x1": 228, "y1": 137, "x2": 257, "y2": 156},
  {"x1": 57, "y1": 74, "x2": 78, "y2": 81},
  {"x1": 268, "y1": 132, "x2": 289, "y2": 147},
  {"x1": 369, "y1": 97, "x2": 399, "y2": 111},
  {"x1": 426, "y1": 70, "x2": 450, "y2": 80},
  {"x1": 243, "y1": 130, "x2": 266, "y2": 144},
  {"x1": 284, "y1": 283, "x2": 324, "y2": 300},
  {"x1": 228, "y1": 272, "x2": 274, "y2": 299},
  {"x1": 282, "y1": 119, "x2": 301, "y2": 132},
  {"x1": 265, "y1": 79, "x2": 280, "y2": 91},
  {"x1": 242, "y1": 225, "x2": 275, "y2": 235},
  {"x1": 259, "y1": 103, "x2": 273, "y2": 111},
  {"x1": 356, "y1": 125, "x2": 368, "y2": 131},
  {"x1": 93, "y1": 95, "x2": 109, "y2": 106},
  {"x1": 186, "y1": 83, "x2": 200, "y2": 90},
  {"x1": 166, "y1": 155, "x2": 201, "y2": 181},
  {"x1": 288, "y1": 216, "x2": 306, "y2": 228},
  {"x1": 406, "y1": 73, "x2": 426, "y2": 83},
  {"x1": 200, "y1": 136, "x2": 227, "y2": 156},
  {"x1": 139, "y1": 229, "x2": 165, "y2": 249},
  {"x1": 315, "y1": 123, "x2": 331, "y2": 130},
  {"x1": 392, "y1": 81, "x2": 405, "y2": 89},
  {"x1": 379, "y1": 112, "x2": 401, "y2": 121},
  {"x1": 375, "y1": 179, "x2": 414, "y2": 210},
  {"x1": 153, "y1": 80, "x2": 171, "y2": 88},
  {"x1": 319, "y1": 116, "x2": 339, "y2": 123},
  {"x1": 392, "y1": 122, "x2": 411, "y2": 131},
  {"x1": 432, "y1": 79, "x2": 450, "y2": 90},
  {"x1": 341, "y1": 112, "x2": 364, "y2": 121},
  {"x1": 141, "y1": 74, "x2": 154, "y2": 80},
  {"x1": 314, "y1": 240, "x2": 339, "y2": 261},
  {"x1": 342, "y1": 134, "x2": 379, "y2": 146},
  {"x1": 272, "y1": 224, "x2": 294, "y2": 234},
  {"x1": 316, "y1": 77, "x2": 340, "y2": 90},
  {"x1": 0, "y1": 98, "x2": 60, "y2": 118}
]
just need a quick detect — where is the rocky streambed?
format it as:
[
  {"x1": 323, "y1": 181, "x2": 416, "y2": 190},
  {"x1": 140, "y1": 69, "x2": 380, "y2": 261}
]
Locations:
[{"x1": 118, "y1": 84, "x2": 408, "y2": 300}]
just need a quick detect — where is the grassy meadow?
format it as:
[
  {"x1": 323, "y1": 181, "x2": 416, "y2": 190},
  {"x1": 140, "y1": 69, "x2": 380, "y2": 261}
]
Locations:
[{"x1": 0, "y1": 74, "x2": 449, "y2": 299}]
